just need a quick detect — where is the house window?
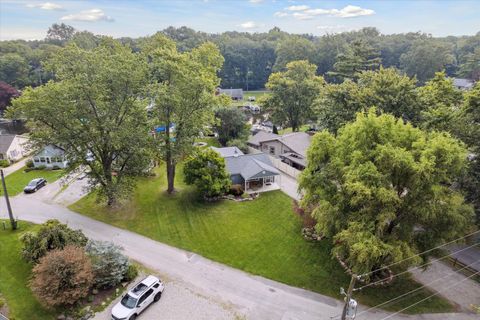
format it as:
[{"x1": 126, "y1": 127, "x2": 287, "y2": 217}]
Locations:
[
  {"x1": 40, "y1": 157, "x2": 46, "y2": 163},
  {"x1": 269, "y1": 146, "x2": 275, "y2": 155},
  {"x1": 265, "y1": 176, "x2": 274, "y2": 183},
  {"x1": 47, "y1": 157, "x2": 51, "y2": 164},
  {"x1": 34, "y1": 157, "x2": 40, "y2": 163}
]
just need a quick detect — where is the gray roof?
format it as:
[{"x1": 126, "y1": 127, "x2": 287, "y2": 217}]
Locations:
[
  {"x1": 247, "y1": 131, "x2": 279, "y2": 147},
  {"x1": 248, "y1": 131, "x2": 312, "y2": 158},
  {"x1": 453, "y1": 78, "x2": 475, "y2": 89},
  {"x1": 224, "y1": 153, "x2": 279, "y2": 180},
  {"x1": 211, "y1": 146, "x2": 244, "y2": 158},
  {"x1": 0, "y1": 135, "x2": 16, "y2": 154},
  {"x1": 280, "y1": 152, "x2": 306, "y2": 167},
  {"x1": 277, "y1": 132, "x2": 312, "y2": 158},
  {"x1": 35, "y1": 144, "x2": 65, "y2": 157}
]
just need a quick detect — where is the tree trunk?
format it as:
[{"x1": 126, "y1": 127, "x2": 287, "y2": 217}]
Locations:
[{"x1": 165, "y1": 121, "x2": 176, "y2": 194}]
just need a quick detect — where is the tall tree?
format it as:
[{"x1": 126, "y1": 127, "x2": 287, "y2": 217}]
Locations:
[
  {"x1": 263, "y1": 60, "x2": 324, "y2": 132},
  {"x1": 400, "y1": 39, "x2": 455, "y2": 83},
  {"x1": 418, "y1": 71, "x2": 463, "y2": 132},
  {"x1": 356, "y1": 67, "x2": 421, "y2": 123},
  {"x1": 273, "y1": 36, "x2": 316, "y2": 71},
  {"x1": 0, "y1": 53, "x2": 29, "y2": 88},
  {"x1": 10, "y1": 39, "x2": 152, "y2": 206},
  {"x1": 0, "y1": 81, "x2": 20, "y2": 113},
  {"x1": 458, "y1": 47, "x2": 480, "y2": 81},
  {"x1": 328, "y1": 39, "x2": 381, "y2": 82},
  {"x1": 144, "y1": 33, "x2": 224, "y2": 193},
  {"x1": 300, "y1": 109, "x2": 473, "y2": 279},
  {"x1": 46, "y1": 23, "x2": 76, "y2": 44},
  {"x1": 214, "y1": 107, "x2": 248, "y2": 146}
]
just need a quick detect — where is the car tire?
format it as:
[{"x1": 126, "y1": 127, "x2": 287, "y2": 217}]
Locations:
[
  {"x1": 154, "y1": 292, "x2": 162, "y2": 302},
  {"x1": 129, "y1": 315, "x2": 137, "y2": 320}
]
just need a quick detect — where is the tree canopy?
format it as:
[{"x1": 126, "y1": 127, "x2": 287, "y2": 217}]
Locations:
[
  {"x1": 10, "y1": 39, "x2": 153, "y2": 205},
  {"x1": 263, "y1": 60, "x2": 324, "y2": 131},
  {"x1": 143, "y1": 33, "x2": 224, "y2": 193},
  {"x1": 299, "y1": 109, "x2": 473, "y2": 279},
  {"x1": 214, "y1": 107, "x2": 249, "y2": 146}
]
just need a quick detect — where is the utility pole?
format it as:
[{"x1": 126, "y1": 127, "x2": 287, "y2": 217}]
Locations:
[
  {"x1": 341, "y1": 274, "x2": 357, "y2": 320},
  {"x1": 1, "y1": 169, "x2": 16, "y2": 230}
]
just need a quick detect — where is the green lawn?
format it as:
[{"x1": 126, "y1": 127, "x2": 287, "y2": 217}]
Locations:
[
  {"x1": 70, "y1": 165, "x2": 454, "y2": 314},
  {"x1": 230, "y1": 90, "x2": 270, "y2": 107},
  {"x1": 2, "y1": 167, "x2": 64, "y2": 196},
  {"x1": 0, "y1": 221, "x2": 57, "y2": 320}
]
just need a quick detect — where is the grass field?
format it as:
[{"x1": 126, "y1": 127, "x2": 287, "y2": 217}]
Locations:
[
  {"x1": 70, "y1": 164, "x2": 454, "y2": 314},
  {"x1": 229, "y1": 90, "x2": 270, "y2": 107},
  {"x1": 0, "y1": 221, "x2": 57, "y2": 320},
  {"x1": 278, "y1": 124, "x2": 310, "y2": 135},
  {"x1": 2, "y1": 167, "x2": 64, "y2": 196}
]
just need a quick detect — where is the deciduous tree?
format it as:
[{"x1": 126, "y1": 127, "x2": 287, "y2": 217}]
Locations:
[
  {"x1": 0, "y1": 81, "x2": 19, "y2": 113},
  {"x1": 214, "y1": 107, "x2": 248, "y2": 146},
  {"x1": 263, "y1": 60, "x2": 324, "y2": 132},
  {"x1": 144, "y1": 33, "x2": 224, "y2": 194},
  {"x1": 300, "y1": 109, "x2": 473, "y2": 280},
  {"x1": 184, "y1": 148, "x2": 231, "y2": 198},
  {"x1": 10, "y1": 39, "x2": 152, "y2": 206}
]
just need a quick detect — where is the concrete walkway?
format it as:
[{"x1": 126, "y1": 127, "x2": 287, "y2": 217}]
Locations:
[
  {"x1": 410, "y1": 260, "x2": 480, "y2": 313},
  {"x1": 2, "y1": 157, "x2": 27, "y2": 176},
  {"x1": 0, "y1": 193, "x2": 477, "y2": 320},
  {"x1": 278, "y1": 171, "x2": 301, "y2": 200}
]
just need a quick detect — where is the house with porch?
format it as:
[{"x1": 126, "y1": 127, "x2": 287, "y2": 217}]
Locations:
[
  {"x1": 247, "y1": 131, "x2": 312, "y2": 170},
  {"x1": 211, "y1": 146, "x2": 280, "y2": 193},
  {"x1": 32, "y1": 144, "x2": 68, "y2": 169}
]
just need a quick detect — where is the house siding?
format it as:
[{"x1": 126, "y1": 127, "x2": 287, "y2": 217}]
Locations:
[
  {"x1": 1, "y1": 136, "x2": 28, "y2": 162},
  {"x1": 259, "y1": 140, "x2": 292, "y2": 157}
]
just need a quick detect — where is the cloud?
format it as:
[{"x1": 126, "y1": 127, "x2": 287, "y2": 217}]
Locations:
[
  {"x1": 238, "y1": 21, "x2": 263, "y2": 29},
  {"x1": 275, "y1": 4, "x2": 375, "y2": 20},
  {"x1": 330, "y1": 5, "x2": 375, "y2": 18},
  {"x1": 274, "y1": 11, "x2": 289, "y2": 18},
  {"x1": 249, "y1": 0, "x2": 264, "y2": 3},
  {"x1": 60, "y1": 9, "x2": 114, "y2": 22},
  {"x1": 286, "y1": 5, "x2": 309, "y2": 11},
  {"x1": 26, "y1": 2, "x2": 63, "y2": 10}
]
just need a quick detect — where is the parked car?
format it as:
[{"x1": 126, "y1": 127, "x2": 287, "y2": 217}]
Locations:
[
  {"x1": 111, "y1": 275, "x2": 164, "y2": 320},
  {"x1": 23, "y1": 178, "x2": 47, "y2": 193},
  {"x1": 248, "y1": 96, "x2": 256, "y2": 101}
]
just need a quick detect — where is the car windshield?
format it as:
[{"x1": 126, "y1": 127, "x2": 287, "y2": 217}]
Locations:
[
  {"x1": 120, "y1": 294, "x2": 137, "y2": 309},
  {"x1": 28, "y1": 180, "x2": 38, "y2": 186}
]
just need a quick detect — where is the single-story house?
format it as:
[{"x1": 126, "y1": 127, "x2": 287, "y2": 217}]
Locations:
[
  {"x1": 247, "y1": 131, "x2": 312, "y2": 170},
  {"x1": 453, "y1": 78, "x2": 475, "y2": 90},
  {"x1": 212, "y1": 146, "x2": 280, "y2": 193},
  {"x1": 217, "y1": 88, "x2": 244, "y2": 101},
  {"x1": 32, "y1": 144, "x2": 68, "y2": 169},
  {"x1": 0, "y1": 134, "x2": 29, "y2": 163}
]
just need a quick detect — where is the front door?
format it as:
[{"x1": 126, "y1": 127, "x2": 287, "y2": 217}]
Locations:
[{"x1": 137, "y1": 288, "x2": 154, "y2": 313}]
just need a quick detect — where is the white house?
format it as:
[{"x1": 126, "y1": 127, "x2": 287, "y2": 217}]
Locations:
[
  {"x1": 0, "y1": 134, "x2": 29, "y2": 163},
  {"x1": 32, "y1": 145, "x2": 68, "y2": 169}
]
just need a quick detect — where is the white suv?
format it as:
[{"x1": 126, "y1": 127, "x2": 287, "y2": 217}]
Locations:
[{"x1": 111, "y1": 275, "x2": 165, "y2": 320}]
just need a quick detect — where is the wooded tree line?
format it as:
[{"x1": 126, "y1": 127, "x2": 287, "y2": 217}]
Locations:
[{"x1": 1, "y1": 24, "x2": 479, "y2": 90}]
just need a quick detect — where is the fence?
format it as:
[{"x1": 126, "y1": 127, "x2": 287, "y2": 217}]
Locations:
[{"x1": 269, "y1": 156, "x2": 302, "y2": 179}]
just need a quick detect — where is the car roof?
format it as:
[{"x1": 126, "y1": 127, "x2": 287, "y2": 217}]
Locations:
[
  {"x1": 30, "y1": 178, "x2": 44, "y2": 183},
  {"x1": 128, "y1": 275, "x2": 159, "y2": 298}
]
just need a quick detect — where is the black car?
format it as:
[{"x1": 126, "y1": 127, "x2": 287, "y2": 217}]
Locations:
[{"x1": 23, "y1": 178, "x2": 47, "y2": 193}]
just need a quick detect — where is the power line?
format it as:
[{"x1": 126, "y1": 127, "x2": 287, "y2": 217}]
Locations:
[
  {"x1": 355, "y1": 259, "x2": 480, "y2": 318},
  {"x1": 358, "y1": 229, "x2": 480, "y2": 279},
  {"x1": 378, "y1": 269, "x2": 480, "y2": 320},
  {"x1": 354, "y1": 242, "x2": 480, "y2": 291}
]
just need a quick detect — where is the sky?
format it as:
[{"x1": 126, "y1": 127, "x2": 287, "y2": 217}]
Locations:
[{"x1": 0, "y1": 0, "x2": 479, "y2": 41}]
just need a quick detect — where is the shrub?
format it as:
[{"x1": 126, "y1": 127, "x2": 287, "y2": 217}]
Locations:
[
  {"x1": 229, "y1": 184, "x2": 244, "y2": 196},
  {"x1": 21, "y1": 219, "x2": 88, "y2": 263},
  {"x1": 184, "y1": 149, "x2": 231, "y2": 198},
  {"x1": 85, "y1": 240, "x2": 129, "y2": 288},
  {"x1": 36, "y1": 165, "x2": 46, "y2": 170},
  {"x1": 123, "y1": 264, "x2": 138, "y2": 282},
  {"x1": 52, "y1": 165, "x2": 61, "y2": 170},
  {"x1": 0, "y1": 160, "x2": 9, "y2": 168},
  {"x1": 30, "y1": 246, "x2": 94, "y2": 307},
  {"x1": 25, "y1": 159, "x2": 34, "y2": 168}
]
